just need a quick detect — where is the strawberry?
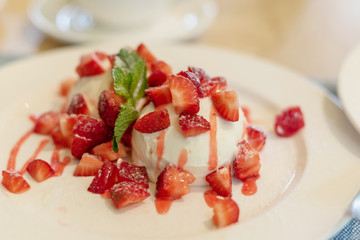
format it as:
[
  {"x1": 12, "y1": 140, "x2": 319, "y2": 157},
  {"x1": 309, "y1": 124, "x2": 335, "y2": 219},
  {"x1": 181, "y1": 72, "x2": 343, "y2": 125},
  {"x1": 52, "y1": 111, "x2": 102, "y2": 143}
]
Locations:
[
  {"x1": 148, "y1": 70, "x2": 167, "y2": 87},
  {"x1": 145, "y1": 85, "x2": 172, "y2": 107},
  {"x1": 188, "y1": 66, "x2": 211, "y2": 83},
  {"x1": 51, "y1": 114, "x2": 77, "y2": 147},
  {"x1": 179, "y1": 70, "x2": 219, "y2": 98},
  {"x1": 168, "y1": 75, "x2": 200, "y2": 115},
  {"x1": 178, "y1": 113, "x2": 210, "y2": 137},
  {"x1": 137, "y1": 43, "x2": 157, "y2": 70},
  {"x1": 67, "y1": 93, "x2": 90, "y2": 115},
  {"x1": 59, "y1": 77, "x2": 76, "y2": 97},
  {"x1": 275, "y1": 106, "x2": 305, "y2": 137},
  {"x1": 34, "y1": 111, "x2": 61, "y2": 135},
  {"x1": 134, "y1": 109, "x2": 170, "y2": 133},
  {"x1": 51, "y1": 125, "x2": 70, "y2": 147},
  {"x1": 178, "y1": 71, "x2": 202, "y2": 95},
  {"x1": 117, "y1": 160, "x2": 149, "y2": 189},
  {"x1": 205, "y1": 165, "x2": 232, "y2": 197},
  {"x1": 200, "y1": 81, "x2": 219, "y2": 98},
  {"x1": 211, "y1": 76, "x2": 227, "y2": 89},
  {"x1": 233, "y1": 140, "x2": 261, "y2": 181},
  {"x1": 151, "y1": 61, "x2": 172, "y2": 75},
  {"x1": 73, "y1": 153, "x2": 103, "y2": 176},
  {"x1": 88, "y1": 160, "x2": 119, "y2": 194},
  {"x1": 98, "y1": 90, "x2": 125, "y2": 128},
  {"x1": 211, "y1": 90, "x2": 239, "y2": 122},
  {"x1": 75, "y1": 51, "x2": 112, "y2": 78},
  {"x1": 247, "y1": 124, "x2": 266, "y2": 152},
  {"x1": 26, "y1": 159, "x2": 55, "y2": 182},
  {"x1": 203, "y1": 190, "x2": 223, "y2": 208},
  {"x1": 2, "y1": 170, "x2": 30, "y2": 194},
  {"x1": 90, "y1": 141, "x2": 127, "y2": 161},
  {"x1": 110, "y1": 181, "x2": 150, "y2": 209},
  {"x1": 212, "y1": 198, "x2": 239, "y2": 228},
  {"x1": 156, "y1": 164, "x2": 195, "y2": 200}
]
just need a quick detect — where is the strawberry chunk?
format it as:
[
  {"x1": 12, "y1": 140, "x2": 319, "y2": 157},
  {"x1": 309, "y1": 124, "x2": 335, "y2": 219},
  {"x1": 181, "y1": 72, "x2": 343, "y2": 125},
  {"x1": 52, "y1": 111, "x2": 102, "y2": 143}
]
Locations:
[
  {"x1": 74, "y1": 153, "x2": 103, "y2": 176},
  {"x1": 211, "y1": 90, "x2": 239, "y2": 122},
  {"x1": 90, "y1": 141, "x2": 127, "y2": 162},
  {"x1": 275, "y1": 106, "x2": 305, "y2": 137},
  {"x1": 110, "y1": 181, "x2": 150, "y2": 209},
  {"x1": 177, "y1": 71, "x2": 202, "y2": 96},
  {"x1": 233, "y1": 140, "x2": 261, "y2": 181},
  {"x1": 134, "y1": 109, "x2": 170, "y2": 133},
  {"x1": 212, "y1": 198, "x2": 239, "y2": 228},
  {"x1": 67, "y1": 93, "x2": 90, "y2": 115},
  {"x1": 2, "y1": 170, "x2": 30, "y2": 194},
  {"x1": 145, "y1": 85, "x2": 172, "y2": 107},
  {"x1": 211, "y1": 76, "x2": 227, "y2": 90},
  {"x1": 204, "y1": 190, "x2": 223, "y2": 208},
  {"x1": 76, "y1": 51, "x2": 112, "y2": 78},
  {"x1": 59, "y1": 77, "x2": 76, "y2": 97},
  {"x1": 179, "y1": 113, "x2": 210, "y2": 137},
  {"x1": 156, "y1": 164, "x2": 195, "y2": 200},
  {"x1": 117, "y1": 161, "x2": 149, "y2": 189},
  {"x1": 51, "y1": 114, "x2": 77, "y2": 147},
  {"x1": 151, "y1": 61, "x2": 172, "y2": 75},
  {"x1": 247, "y1": 124, "x2": 266, "y2": 152},
  {"x1": 148, "y1": 70, "x2": 167, "y2": 87},
  {"x1": 26, "y1": 159, "x2": 55, "y2": 182},
  {"x1": 98, "y1": 90, "x2": 125, "y2": 128},
  {"x1": 200, "y1": 81, "x2": 219, "y2": 98},
  {"x1": 168, "y1": 75, "x2": 200, "y2": 115},
  {"x1": 88, "y1": 161, "x2": 119, "y2": 194},
  {"x1": 34, "y1": 111, "x2": 61, "y2": 135},
  {"x1": 205, "y1": 165, "x2": 232, "y2": 197},
  {"x1": 137, "y1": 43, "x2": 157, "y2": 70},
  {"x1": 188, "y1": 66, "x2": 211, "y2": 83}
]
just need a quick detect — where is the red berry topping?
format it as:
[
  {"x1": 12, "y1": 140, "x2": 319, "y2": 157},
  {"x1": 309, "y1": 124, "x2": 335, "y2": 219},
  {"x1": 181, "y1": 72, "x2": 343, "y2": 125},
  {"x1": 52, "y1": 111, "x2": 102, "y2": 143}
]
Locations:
[
  {"x1": 211, "y1": 76, "x2": 227, "y2": 89},
  {"x1": 205, "y1": 165, "x2": 232, "y2": 197},
  {"x1": 168, "y1": 75, "x2": 200, "y2": 115},
  {"x1": 211, "y1": 90, "x2": 239, "y2": 122},
  {"x1": 26, "y1": 159, "x2": 55, "y2": 182},
  {"x1": 200, "y1": 81, "x2": 220, "y2": 98},
  {"x1": 88, "y1": 161, "x2": 119, "y2": 194},
  {"x1": 59, "y1": 77, "x2": 76, "y2": 97},
  {"x1": 117, "y1": 161, "x2": 149, "y2": 189},
  {"x1": 34, "y1": 111, "x2": 61, "y2": 135},
  {"x1": 148, "y1": 70, "x2": 167, "y2": 87},
  {"x1": 179, "y1": 113, "x2": 210, "y2": 137},
  {"x1": 2, "y1": 170, "x2": 30, "y2": 194},
  {"x1": 73, "y1": 153, "x2": 103, "y2": 176},
  {"x1": 134, "y1": 109, "x2": 170, "y2": 133},
  {"x1": 246, "y1": 124, "x2": 266, "y2": 152},
  {"x1": 76, "y1": 51, "x2": 112, "y2": 78},
  {"x1": 67, "y1": 93, "x2": 90, "y2": 115},
  {"x1": 145, "y1": 85, "x2": 172, "y2": 107},
  {"x1": 188, "y1": 66, "x2": 211, "y2": 83},
  {"x1": 275, "y1": 106, "x2": 305, "y2": 137},
  {"x1": 98, "y1": 90, "x2": 125, "y2": 128},
  {"x1": 90, "y1": 141, "x2": 127, "y2": 162},
  {"x1": 110, "y1": 181, "x2": 150, "y2": 209},
  {"x1": 137, "y1": 43, "x2": 157, "y2": 70},
  {"x1": 212, "y1": 198, "x2": 239, "y2": 228},
  {"x1": 233, "y1": 140, "x2": 261, "y2": 181},
  {"x1": 151, "y1": 61, "x2": 172, "y2": 75}
]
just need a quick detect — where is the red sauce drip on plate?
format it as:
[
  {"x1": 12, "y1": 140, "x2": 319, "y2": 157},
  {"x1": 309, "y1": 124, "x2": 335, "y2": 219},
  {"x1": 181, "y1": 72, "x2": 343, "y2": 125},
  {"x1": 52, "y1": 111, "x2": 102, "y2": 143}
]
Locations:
[
  {"x1": 177, "y1": 148, "x2": 188, "y2": 169},
  {"x1": 50, "y1": 145, "x2": 71, "y2": 176},
  {"x1": 18, "y1": 138, "x2": 50, "y2": 175},
  {"x1": 208, "y1": 106, "x2": 218, "y2": 170},
  {"x1": 156, "y1": 130, "x2": 166, "y2": 170},
  {"x1": 6, "y1": 129, "x2": 33, "y2": 171},
  {"x1": 155, "y1": 197, "x2": 173, "y2": 214},
  {"x1": 241, "y1": 176, "x2": 259, "y2": 196}
]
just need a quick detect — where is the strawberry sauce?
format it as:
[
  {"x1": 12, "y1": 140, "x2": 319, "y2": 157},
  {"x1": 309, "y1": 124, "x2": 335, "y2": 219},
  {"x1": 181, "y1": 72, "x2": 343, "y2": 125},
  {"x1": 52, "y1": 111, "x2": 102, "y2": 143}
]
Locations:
[
  {"x1": 18, "y1": 138, "x2": 50, "y2": 175},
  {"x1": 241, "y1": 176, "x2": 259, "y2": 196},
  {"x1": 177, "y1": 148, "x2": 188, "y2": 169},
  {"x1": 156, "y1": 130, "x2": 166, "y2": 170},
  {"x1": 208, "y1": 106, "x2": 218, "y2": 170},
  {"x1": 6, "y1": 129, "x2": 33, "y2": 171},
  {"x1": 50, "y1": 145, "x2": 71, "y2": 176},
  {"x1": 155, "y1": 197, "x2": 173, "y2": 214}
]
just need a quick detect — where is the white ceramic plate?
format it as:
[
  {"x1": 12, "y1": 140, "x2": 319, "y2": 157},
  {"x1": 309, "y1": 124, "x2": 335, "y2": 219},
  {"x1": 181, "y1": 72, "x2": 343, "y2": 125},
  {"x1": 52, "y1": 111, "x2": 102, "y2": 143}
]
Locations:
[
  {"x1": 1, "y1": 42, "x2": 360, "y2": 240},
  {"x1": 27, "y1": 0, "x2": 218, "y2": 44}
]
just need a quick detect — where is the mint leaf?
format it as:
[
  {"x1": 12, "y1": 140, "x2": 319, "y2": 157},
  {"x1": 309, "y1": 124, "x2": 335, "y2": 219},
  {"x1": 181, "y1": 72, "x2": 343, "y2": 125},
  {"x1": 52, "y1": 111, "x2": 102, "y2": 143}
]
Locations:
[
  {"x1": 130, "y1": 60, "x2": 146, "y2": 98},
  {"x1": 112, "y1": 66, "x2": 130, "y2": 100},
  {"x1": 118, "y1": 48, "x2": 143, "y2": 73}
]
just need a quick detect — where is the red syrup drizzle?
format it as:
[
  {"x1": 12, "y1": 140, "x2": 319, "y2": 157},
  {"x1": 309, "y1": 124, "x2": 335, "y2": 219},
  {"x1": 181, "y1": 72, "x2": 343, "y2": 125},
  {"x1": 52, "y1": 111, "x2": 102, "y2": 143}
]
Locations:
[
  {"x1": 241, "y1": 176, "x2": 259, "y2": 196},
  {"x1": 18, "y1": 138, "x2": 50, "y2": 175},
  {"x1": 156, "y1": 130, "x2": 166, "y2": 170},
  {"x1": 177, "y1": 148, "x2": 188, "y2": 169},
  {"x1": 208, "y1": 106, "x2": 218, "y2": 171},
  {"x1": 155, "y1": 197, "x2": 173, "y2": 215},
  {"x1": 50, "y1": 145, "x2": 71, "y2": 176}
]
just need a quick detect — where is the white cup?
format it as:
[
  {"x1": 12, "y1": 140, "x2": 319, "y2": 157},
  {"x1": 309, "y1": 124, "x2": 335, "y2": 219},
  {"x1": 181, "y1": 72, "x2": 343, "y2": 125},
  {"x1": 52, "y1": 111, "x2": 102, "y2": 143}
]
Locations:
[{"x1": 74, "y1": 0, "x2": 173, "y2": 29}]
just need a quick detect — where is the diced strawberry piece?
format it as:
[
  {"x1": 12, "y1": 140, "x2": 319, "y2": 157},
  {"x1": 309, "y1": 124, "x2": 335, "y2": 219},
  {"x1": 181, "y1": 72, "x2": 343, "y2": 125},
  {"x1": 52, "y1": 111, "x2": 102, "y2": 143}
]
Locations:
[
  {"x1": 211, "y1": 90, "x2": 239, "y2": 122},
  {"x1": 34, "y1": 111, "x2": 61, "y2": 135},
  {"x1": 90, "y1": 141, "x2": 127, "y2": 161},
  {"x1": 110, "y1": 181, "x2": 150, "y2": 209},
  {"x1": 98, "y1": 90, "x2": 125, "y2": 128},
  {"x1": 188, "y1": 66, "x2": 211, "y2": 83},
  {"x1": 203, "y1": 190, "x2": 223, "y2": 208},
  {"x1": 168, "y1": 75, "x2": 200, "y2": 114},
  {"x1": 53, "y1": 114, "x2": 77, "y2": 147},
  {"x1": 121, "y1": 122, "x2": 134, "y2": 147},
  {"x1": 117, "y1": 160, "x2": 149, "y2": 188},
  {"x1": 178, "y1": 70, "x2": 202, "y2": 94},
  {"x1": 156, "y1": 164, "x2": 195, "y2": 200},
  {"x1": 145, "y1": 85, "x2": 172, "y2": 107},
  {"x1": 134, "y1": 109, "x2": 170, "y2": 133},
  {"x1": 137, "y1": 43, "x2": 157, "y2": 70},
  {"x1": 59, "y1": 77, "x2": 76, "y2": 97},
  {"x1": 179, "y1": 113, "x2": 210, "y2": 137},
  {"x1": 88, "y1": 161, "x2": 119, "y2": 194},
  {"x1": 76, "y1": 51, "x2": 112, "y2": 78},
  {"x1": 148, "y1": 70, "x2": 167, "y2": 87},
  {"x1": 67, "y1": 93, "x2": 90, "y2": 115},
  {"x1": 51, "y1": 125, "x2": 71, "y2": 147},
  {"x1": 233, "y1": 140, "x2": 261, "y2": 181},
  {"x1": 247, "y1": 124, "x2": 266, "y2": 152},
  {"x1": 200, "y1": 80, "x2": 220, "y2": 98},
  {"x1": 71, "y1": 136, "x2": 93, "y2": 160},
  {"x1": 212, "y1": 198, "x2": 239, "y2": 228},
  {"x1": 151, "y1": 61, "x2": 172, "y2": 75},
  {"x1": 26, "y1": 159, "x2": 55, "y2": 182},
  {"x1": 211, "y1": 76, "x2": 227, "y2": 89},
  {"x1": 2, "y1": 170, "x2": 30, "y2": 194},
  {"x1": 206, "y1": 165, "x2": 232, "y2": 197},
  {"x1": 275, "y1": 106, "x2": 305, "y2": 137},
  {"x1": 74, "y1": 153, "x2": 103, "y2": 176}
]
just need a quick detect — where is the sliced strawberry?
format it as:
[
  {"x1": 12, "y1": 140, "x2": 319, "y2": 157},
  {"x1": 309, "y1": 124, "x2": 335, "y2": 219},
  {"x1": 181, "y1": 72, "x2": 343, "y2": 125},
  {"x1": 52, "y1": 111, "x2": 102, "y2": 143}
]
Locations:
[
  {"x1": 211, "y1": 76, "x2": 227, "y2": 89},
  {"x1": 74, "y1": 153, "x2": 103, "y2": 176},
  {"x1": 110, "y1": 181, "x2": 150, "y2": 209},
  {"x1": 199, "y1": 80, "x2": 219, "y2": 98},
  {"x1": 67, "y1": 93, "x2": 90, "y2": 115},
  {"x1": 188, "y1": 66, "x2": 211, "y2": 83},
  {"x1": 137, "y1": 43, "x2": 157, "y2": 70},
  {"x1": 34, "y1": 111, "x2": 61, "y2": 135},
  {"x1": 148, "y1": 70, "x2": 167, "y2": 87},
  {"x1": 51, "y1": 125, "x2": 70, "y2": 147},
  {"x1": 275, "y1": 106, "x2": 305, "y2": 137},
  {"x1": 212, "y1": 198, "x2": 239, "y2": 228},
  {"x1": 211, "y1": 90, "x2": 239, "y2": 122},
  {"x1": 88, "y1": 160, "x2": 119, "y2": 194},
  {"x1": 178, "y1": 70, "x2": 202, "y2": 95},
  {"x1": 59, "y1": 77, "x2": 76, "y2": 97},
  {"x1": 179, "y1": 70, "x2": 219, "y2": 98},
  {"x1": 206, "y1": 165, "x2": 232, "y2": 197},
  {"x1": 2, "y1": 170, "x2": 30, "y2": 194},
  {"x1": 151, "y1": 61, "x2": 172, "y2": 75},
  {"x1": 121, "y1": 122, "x2": 134, "y2": 148},
  {"x1": 52, "y1": 114, "x2": 77, "y2": 147},
  {"x1": 26, "y1": 159, "x2": 55, "y2": 182},
  {"x1": 134, "y1": 109, "x2": 170, "y2": 133},
  {"x1": 156, "y1": 164, "x2": 195, "y2": 200},
  {"x1": 179, "y1": 113, "x2": 210, "y2": 137},
  {"x1": 117, "y1": 160, "x2": 149, "y2": 188},
  {"x1": 204, "y1": 190, "x2": 223, "y2": 208},
  {"x1": 233, "y1": 140, "x2": 261, "y2": 181},
  {"x1": 98, "y1": 90, "x2": 125, "y2": 128},
  {"x1": 76, "y1": 51, "x2": 112, "y2": 78},
  {"x1": 145, "y1": 85, "x2": 172, "y2": 107},
  {"x1": 168, "y1": 75, "x2": 200, "y2": 114},
  {"x1": 247, "y1": 124, "x2": 266, "y2": 152},
  {"x1": 90, "y1": 141, "x2": 127, "y2": 161}
]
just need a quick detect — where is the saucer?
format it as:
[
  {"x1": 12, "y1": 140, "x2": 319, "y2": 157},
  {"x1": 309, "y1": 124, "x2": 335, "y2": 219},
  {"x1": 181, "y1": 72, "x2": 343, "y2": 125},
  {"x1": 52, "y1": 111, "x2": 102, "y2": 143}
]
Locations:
[{"x1": 27, "y1": 0, "x2": 218, "y2": 43}]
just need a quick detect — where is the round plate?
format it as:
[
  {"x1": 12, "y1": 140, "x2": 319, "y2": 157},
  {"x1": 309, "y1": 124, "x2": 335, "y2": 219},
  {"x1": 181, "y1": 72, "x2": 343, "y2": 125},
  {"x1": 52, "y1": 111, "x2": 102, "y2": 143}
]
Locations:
[{"x1": 1, "y1": 42, "x2": 360, "y2": 240}]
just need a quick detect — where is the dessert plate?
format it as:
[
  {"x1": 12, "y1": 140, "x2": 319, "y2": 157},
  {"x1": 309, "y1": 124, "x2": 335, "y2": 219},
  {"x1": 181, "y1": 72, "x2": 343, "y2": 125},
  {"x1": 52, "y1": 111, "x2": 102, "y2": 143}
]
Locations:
[
  {"x1": 27, "y1": 0, "x2": 218, "y2": 43},
  {"x1": 338, "y1": 42, "x2": 360, "y2": 134},
  {"x1": 1, "y1": 42, "x2": 360, "y2": 240}
]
